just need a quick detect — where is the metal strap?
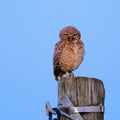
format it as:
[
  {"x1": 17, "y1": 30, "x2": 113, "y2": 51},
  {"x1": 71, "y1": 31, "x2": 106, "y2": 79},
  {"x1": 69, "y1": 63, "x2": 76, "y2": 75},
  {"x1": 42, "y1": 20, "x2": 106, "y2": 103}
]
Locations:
[{"x1": 69, "y1": 105, "x2": 104, "y2": 114}]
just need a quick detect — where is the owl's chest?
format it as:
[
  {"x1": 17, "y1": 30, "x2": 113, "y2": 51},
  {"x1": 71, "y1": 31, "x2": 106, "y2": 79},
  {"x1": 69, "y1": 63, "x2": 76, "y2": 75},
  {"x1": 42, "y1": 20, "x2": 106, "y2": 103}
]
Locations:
[
  {"x1": 62, "y1": 43, "x2": 81, "y2": 57},
  {"x1": 59, "y1": 42, "x2": 83, "y2": 71}
]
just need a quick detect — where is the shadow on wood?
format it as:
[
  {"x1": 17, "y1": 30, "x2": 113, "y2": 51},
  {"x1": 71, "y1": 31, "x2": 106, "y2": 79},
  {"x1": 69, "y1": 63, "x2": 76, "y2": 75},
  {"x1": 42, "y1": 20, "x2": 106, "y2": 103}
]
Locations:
[{"x1": 58, "y1": 77, "x2": 105, "y2": 120}]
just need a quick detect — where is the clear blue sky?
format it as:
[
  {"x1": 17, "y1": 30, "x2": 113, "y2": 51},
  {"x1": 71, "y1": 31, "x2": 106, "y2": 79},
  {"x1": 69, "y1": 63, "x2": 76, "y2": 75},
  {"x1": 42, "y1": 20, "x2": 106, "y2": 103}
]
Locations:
[{"x1": 0, "y1": 0, "x2": 120, "y2": 120}]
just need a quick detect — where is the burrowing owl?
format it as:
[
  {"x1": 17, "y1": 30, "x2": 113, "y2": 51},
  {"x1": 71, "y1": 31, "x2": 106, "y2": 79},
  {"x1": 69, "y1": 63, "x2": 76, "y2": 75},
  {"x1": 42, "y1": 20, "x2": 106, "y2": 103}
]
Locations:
[{"x1": 53, "y1": 26, "x2": 84, "y2": 80}]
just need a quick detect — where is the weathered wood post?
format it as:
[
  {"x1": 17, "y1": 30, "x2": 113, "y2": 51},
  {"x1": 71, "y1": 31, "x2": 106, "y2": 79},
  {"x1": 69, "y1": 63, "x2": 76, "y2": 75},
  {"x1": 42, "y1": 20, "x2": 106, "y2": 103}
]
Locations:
[{"x1": 58, "y1": 77, "x2": 105, "y2": 120}]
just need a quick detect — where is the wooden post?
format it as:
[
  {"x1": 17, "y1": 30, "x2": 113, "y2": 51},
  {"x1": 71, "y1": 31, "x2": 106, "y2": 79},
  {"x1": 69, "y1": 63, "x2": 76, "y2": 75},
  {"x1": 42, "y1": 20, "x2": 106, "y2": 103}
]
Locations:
[{"x1": 58, "y1": 77, "x2": 105, "y2": 120}]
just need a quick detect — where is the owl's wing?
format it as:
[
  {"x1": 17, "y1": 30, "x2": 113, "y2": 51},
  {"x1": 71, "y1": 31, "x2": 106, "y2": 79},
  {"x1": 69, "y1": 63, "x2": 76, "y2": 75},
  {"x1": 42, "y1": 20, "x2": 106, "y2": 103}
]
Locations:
[{"x1": 53, "y1": 40, "x2": 65, "y2": 79}]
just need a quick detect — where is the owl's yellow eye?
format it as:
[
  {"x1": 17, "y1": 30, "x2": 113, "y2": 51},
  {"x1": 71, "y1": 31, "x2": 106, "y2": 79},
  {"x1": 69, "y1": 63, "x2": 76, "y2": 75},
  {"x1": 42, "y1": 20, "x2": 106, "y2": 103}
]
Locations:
[
  {"x1": 73, "y1": 33, "x2": 78, "y2": 38},
  {"x1": 63, "y1": 33, "x2": 69, "y2": 38}
]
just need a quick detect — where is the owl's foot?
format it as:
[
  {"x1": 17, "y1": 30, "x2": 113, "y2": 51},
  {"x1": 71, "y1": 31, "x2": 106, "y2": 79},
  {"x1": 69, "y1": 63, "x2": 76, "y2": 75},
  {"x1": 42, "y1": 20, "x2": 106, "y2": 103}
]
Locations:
[
  {"x1": 66, "y1": 72, "x2": 74, "y2": 79},
  {"x1": 55, "y1": 76, "x2": 62, "y2": 81}
]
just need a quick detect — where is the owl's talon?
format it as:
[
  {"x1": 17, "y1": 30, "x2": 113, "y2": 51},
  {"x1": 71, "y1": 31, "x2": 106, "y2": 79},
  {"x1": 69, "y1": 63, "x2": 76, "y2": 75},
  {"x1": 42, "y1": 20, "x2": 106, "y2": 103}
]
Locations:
[
  {"x1": 70, "y1": 72, "x2": 74, "y2": 78},
  {"x1": 66, "y1": 72, "x2": 74, "y2": 79},
  {"x1": 56, "y1": 76, "x2": 62, "y2": 81}
]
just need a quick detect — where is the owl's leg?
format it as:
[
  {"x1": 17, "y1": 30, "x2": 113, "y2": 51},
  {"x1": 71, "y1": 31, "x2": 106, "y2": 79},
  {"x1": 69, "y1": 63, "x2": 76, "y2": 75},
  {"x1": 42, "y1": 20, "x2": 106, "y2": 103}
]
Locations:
[
  {"x1": 56, "y1": 76, "x2": 62, "y2": 81},
  {"x1": 66, "y1": 71, "x2": 74, "y2": 78}
]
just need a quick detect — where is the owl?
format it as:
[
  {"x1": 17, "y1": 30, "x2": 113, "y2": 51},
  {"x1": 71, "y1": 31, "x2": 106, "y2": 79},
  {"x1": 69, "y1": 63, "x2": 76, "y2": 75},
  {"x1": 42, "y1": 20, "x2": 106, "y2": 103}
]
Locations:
[{"x1": 53, "y1": 26, "x2": 84, "y2": 80}]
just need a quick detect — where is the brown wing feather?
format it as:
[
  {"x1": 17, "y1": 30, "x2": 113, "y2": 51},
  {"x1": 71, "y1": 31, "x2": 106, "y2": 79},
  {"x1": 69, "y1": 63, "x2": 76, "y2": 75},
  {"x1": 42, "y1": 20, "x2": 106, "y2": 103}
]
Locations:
[{"x1": 53, "y1": 40, "x2": 65, "y2": 80}]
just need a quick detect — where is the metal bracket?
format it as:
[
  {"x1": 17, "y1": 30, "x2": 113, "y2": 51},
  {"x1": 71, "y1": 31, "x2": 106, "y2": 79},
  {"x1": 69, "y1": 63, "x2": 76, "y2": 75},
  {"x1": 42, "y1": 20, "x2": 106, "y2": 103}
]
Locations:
[
  {"x1": 46, "y1": 102, "x2": 56, "y2": 115},
  {"x1": 46, "y1": 93, "x2": 104, "y2": 120},
  {"x1": 46, "y1": 101, "x2": 77, "y2": 120},
  {"x1": 58, "y1": 94, "x2": 84, "y2": 120}
]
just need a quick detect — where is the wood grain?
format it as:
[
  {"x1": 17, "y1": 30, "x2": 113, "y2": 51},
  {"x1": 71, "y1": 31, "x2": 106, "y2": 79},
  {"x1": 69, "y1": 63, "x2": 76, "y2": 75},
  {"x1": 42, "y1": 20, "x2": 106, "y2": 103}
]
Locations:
[{"x1": 58, "y1": 77, "x2": 105, "y2": 120}]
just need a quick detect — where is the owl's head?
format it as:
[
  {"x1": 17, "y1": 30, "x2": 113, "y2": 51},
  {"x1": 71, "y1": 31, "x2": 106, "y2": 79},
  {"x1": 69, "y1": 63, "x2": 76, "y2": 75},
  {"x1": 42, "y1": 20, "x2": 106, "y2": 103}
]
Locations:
[{"x1": 59, "y1": 26, "x2": 81, "y2": 41}]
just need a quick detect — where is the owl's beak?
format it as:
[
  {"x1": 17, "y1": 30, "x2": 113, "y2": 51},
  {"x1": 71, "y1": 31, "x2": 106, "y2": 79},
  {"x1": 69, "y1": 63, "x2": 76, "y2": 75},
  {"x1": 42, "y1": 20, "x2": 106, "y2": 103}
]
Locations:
[{"x1": 68, "y1": 36, "x2": 74, "y2": 41}]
